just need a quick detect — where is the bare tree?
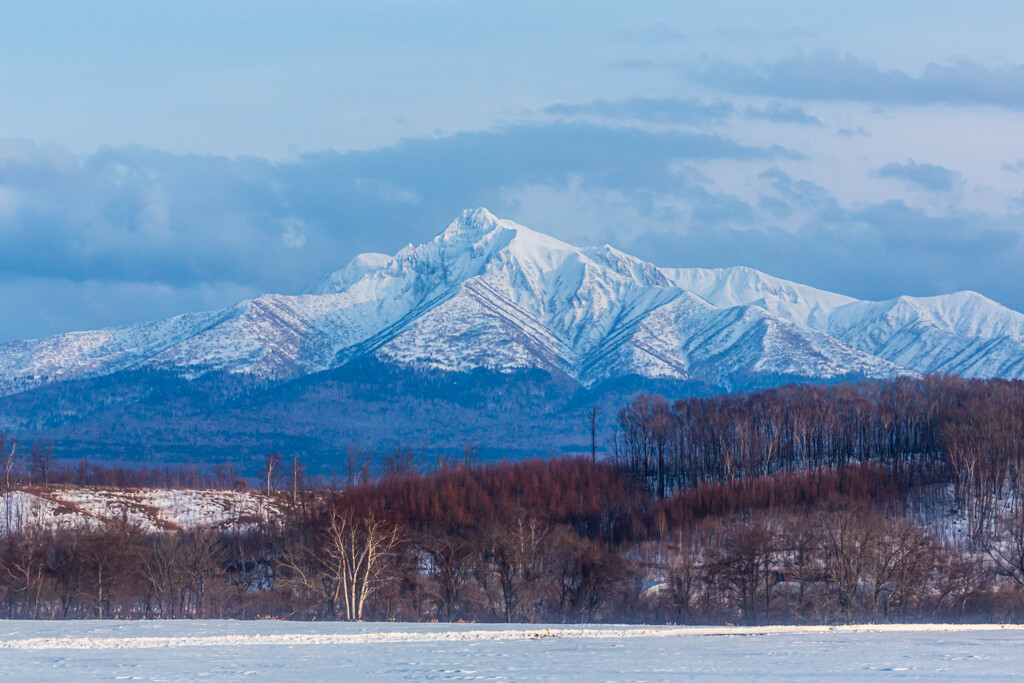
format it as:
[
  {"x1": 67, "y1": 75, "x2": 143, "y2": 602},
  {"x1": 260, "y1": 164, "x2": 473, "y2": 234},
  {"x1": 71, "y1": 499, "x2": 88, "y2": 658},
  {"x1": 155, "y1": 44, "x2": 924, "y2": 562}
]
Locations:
[
  {"x1": 483, "y1": 517, "x2": 548, "y2": 623},
  {"x1": 138, "y1": 532, "x2": 189, "y2": 618},
  {"x1": 423, "y1": 534, "x2": 475, "y2": 621},
  {"x1": 462, "y1": 440, "x2": 479, "y2": 466},
  {"x1": 3, "y1": 530, "x2": 47, "y2": 619},
  {"x1": 379, "y1": 447, "x2": 416, "y2": 478},
  {"x1": 344, "y1": 445, "x2": 368, "y2": 488},
  {"x1": 80, "y1": 519, "x2": 143, "y2": 619},
  {"x1": 867, "y1": 518, "x2": 932, "y2": 620},
  {"x1": 28, "y1": 440, "x2": 53, "y2": 488},
  {"x1": 549, "y1": 527, "x2": 625, "y2": 623},
  {"x1": 262, "y1": 452, "x2": 282, "y2": 495},
  {"x1": 2, "y1": 437, "x2": 15, "y2": 533},
  {"x1": 330, "y1": 510, "x2": 402, "y2": 620},
  {"x1": 281, "y1": 509, "x2": 403, "y2": 621},
  {"x1": 1, "y1": 436, "x2": 15, "y2": 494},
  {"x1": 712, "y1": 518, "x2": 779, "y2": 625},
  {"x1": 182, "y1": 529, "x2": 227, "y2": 618},
  {"x1": 587, "y1": 405, "x2": 599, "y2": 463},
  {"x1": 664, "y1": 531, "x2": 704, "y2": 623},
  {"x1": 819, "y1": 507, "x2": 877, "y2": 619},
  {"x1": 289, "y1": 456, "x2": 305, "y2": 506},
  {"x1": 985, "y1": 510, "x2": 1024, "y2": 589}
]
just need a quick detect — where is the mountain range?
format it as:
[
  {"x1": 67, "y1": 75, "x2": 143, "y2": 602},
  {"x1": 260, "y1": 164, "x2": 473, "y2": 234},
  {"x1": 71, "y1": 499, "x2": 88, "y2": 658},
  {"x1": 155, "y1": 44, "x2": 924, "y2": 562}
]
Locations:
[
  {"x1": 3, "y1": 207, "x2": 1023, "y2": 394},
  {"x1": 1, "y1": 208, "x2": 1022, "y2": 465}
]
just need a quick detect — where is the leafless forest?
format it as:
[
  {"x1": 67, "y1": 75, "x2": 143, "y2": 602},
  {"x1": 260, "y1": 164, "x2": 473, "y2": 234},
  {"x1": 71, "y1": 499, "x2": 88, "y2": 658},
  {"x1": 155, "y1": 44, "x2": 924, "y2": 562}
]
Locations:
[{"x1": 2, "y1": 375, "x2": 1024, "y2": 624}]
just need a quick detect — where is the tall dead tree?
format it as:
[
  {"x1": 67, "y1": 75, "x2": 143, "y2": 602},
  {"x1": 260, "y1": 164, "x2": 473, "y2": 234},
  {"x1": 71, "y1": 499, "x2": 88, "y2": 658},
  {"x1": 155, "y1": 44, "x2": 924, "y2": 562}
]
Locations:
[
  {"x1": 587, "y1": 405, "x2": 599, "y2": 463},
  {"x1": 290, "y1": 456, "x2": 305, "y2": 506},
  {"x1": 263, "y1": 452, "x2": 282, "y2": 495},
  {"x1": 1, "y1": 436, "x2": 14, "y2": 493},
  {"x1": 2, "y1": 437, "x2": 15, "y2": 534}
]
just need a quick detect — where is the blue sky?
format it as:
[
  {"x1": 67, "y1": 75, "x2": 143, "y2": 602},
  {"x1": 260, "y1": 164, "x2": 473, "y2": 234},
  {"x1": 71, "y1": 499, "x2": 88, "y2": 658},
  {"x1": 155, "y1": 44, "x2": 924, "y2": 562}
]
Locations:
[{"x1": 2, "y1": 1, "x2": 1024, "y2": 340}]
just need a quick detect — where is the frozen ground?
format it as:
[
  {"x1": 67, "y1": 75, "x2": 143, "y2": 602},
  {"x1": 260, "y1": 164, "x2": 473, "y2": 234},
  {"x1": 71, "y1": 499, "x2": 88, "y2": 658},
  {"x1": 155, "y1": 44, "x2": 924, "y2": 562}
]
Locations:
[{"x1": 1, "y1": 622, "x2": 1023, "y2": 681}]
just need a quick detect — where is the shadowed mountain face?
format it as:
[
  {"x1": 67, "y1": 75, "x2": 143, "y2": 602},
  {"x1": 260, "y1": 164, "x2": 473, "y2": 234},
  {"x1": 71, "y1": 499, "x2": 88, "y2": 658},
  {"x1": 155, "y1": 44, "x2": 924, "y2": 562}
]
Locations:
[{"x1": 2, "y1": 209, "x2": 1023, "y2": 466}]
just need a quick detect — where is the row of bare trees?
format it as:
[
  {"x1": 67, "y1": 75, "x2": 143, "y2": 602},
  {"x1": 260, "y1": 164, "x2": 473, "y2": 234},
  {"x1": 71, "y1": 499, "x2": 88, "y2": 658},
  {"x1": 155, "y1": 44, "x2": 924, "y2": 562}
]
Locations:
[
  {"x1": 0, "y1": 522, "x2": 240, "y2": 619},
  {"x1": 611, "y1": 376, "x2": 1024, "y2": 536},
  {"x1": 5, "y1": 456, "x2": 1024, "y2": 623},
  {"x1": 650, "y1": 508, "x2": 953, "y2": 625},
  {"x1": 0, "y1": 441, "x2": 248, "y2": 491},
  {"x1": 6, "y1": 458, "x2": 1024, "y2": 626}
]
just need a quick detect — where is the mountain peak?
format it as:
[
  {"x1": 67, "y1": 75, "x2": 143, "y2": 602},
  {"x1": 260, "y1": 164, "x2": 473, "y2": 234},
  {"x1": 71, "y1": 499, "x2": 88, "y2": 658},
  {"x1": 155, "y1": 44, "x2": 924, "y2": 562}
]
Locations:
[
  {"x1": 304, "y1": 252, "x2": 393, "y2": 295},
  {"x1": 3, "y1": 209, "x2": 1024, "y2": 400},
  {"x1": 441, "y1": 207, "x2": 503, "y2": 242}
]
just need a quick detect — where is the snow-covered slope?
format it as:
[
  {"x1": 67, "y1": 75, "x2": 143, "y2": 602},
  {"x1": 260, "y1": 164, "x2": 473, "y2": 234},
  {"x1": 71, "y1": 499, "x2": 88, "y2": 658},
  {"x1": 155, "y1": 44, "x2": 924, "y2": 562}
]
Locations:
[
  {"x1": 823, "y1": 292, "x2": 1024, "y2": 377},
  {"x1": 664, "y1": 266, "x2": 1024, "y2": 380},
  {"x1": 1, "y1": 208, "x2": 1022, "y2": 395},
  {"x1": 1, "y1": 487, "x2": 279, "y2": 535},
  {"x1": 662, "y1": 266, "x2": 857, "y2": 329}
]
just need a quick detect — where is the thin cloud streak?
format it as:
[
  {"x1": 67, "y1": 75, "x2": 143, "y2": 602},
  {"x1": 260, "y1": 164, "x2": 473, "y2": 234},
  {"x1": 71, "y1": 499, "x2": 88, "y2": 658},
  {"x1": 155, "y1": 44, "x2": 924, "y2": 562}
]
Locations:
[
  {"x1": 876, "y1": 160, "x2": 963, "y2": 193},
  {"x1": 544, "y1": 98, "x2": 734, "y2": 125},
  {"x1": 694, "y1": 52, "x2": 1024, "y2": 109}
]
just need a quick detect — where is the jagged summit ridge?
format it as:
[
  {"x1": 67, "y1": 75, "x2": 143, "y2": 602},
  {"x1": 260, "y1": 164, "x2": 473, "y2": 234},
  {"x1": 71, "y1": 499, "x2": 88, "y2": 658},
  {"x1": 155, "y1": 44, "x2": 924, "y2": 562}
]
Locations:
[{"x1": 2, "y1": 208, "x2": 1024, "y2": 396}]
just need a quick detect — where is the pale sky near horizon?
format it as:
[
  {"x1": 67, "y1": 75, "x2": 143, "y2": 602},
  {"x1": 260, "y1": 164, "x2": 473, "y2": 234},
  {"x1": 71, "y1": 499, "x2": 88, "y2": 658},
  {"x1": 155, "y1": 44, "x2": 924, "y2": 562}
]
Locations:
[{"x1": 2, "y1": 1, "x2": 1024, "y2": 341}]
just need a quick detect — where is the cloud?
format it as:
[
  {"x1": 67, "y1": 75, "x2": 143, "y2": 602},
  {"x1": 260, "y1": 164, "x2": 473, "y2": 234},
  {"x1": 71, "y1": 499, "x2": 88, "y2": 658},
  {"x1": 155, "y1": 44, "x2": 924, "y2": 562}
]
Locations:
[
  {"x1": 836, "y1": 126, "x2": 869, "y2": 138},
  {"x1": 545, "y1": 98, "x2": 734, "y2": 125},
  {"x1": 758, "y1": 168, "x2": 839, "y2": 211},
  {"x1": 694, "y1": 51, "x2": 1024, "y2": 108},
  {"x1": 1, "y1": 122, "x2": 1021, "y2": 344},
  {"x1": 1002, "y1": 160, "x2": 1024, "y2": 174},
  {"x1": 744, "y1": 102, "x2": 823, "y2": 127},
  {"x1": 638, "y1": 203, "x2": 1022, "y2": 308},
  {"x1": 0, "y1": 125, "x2": 793, "y2": 340},
  {"x1": 876, "y1": 159, "x2": 963, "y2": 193},
  {"x1": 280, "y1": 217, "x2": 307, "y2": 249},
  {"x1": 612, "y1": 23, "x2": 686, "y2": 43},
  {"x1": 0, "y1": 278, "x2": 260, "y2": 343},
  {"x1": 851, "y1": 199, "x2": 1015, "y2": 255},
  {"x1": 504, "y1": 167, "x2": 1024, "y2": 312}
]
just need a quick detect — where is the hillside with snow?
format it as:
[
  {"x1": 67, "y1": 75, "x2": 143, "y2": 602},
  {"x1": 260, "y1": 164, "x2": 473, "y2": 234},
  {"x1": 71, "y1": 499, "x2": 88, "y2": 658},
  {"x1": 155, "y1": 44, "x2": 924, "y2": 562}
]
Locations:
[{"x1": 0, "y1": 487, "x2": 278, "y2": 535}]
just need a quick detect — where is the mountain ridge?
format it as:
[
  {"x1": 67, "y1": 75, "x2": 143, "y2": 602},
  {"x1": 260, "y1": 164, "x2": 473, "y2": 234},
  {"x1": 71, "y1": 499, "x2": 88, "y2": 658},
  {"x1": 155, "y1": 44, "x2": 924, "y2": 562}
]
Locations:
[{"x1": 2, "y1": 207, "x2": 1024, "y2": 398}]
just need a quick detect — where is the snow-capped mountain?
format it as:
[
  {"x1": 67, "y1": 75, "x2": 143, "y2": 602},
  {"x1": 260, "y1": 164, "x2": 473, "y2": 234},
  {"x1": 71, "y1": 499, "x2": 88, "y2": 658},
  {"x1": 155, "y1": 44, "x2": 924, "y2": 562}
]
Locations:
[{"x1": 2, "y1": 208, "x2": 1023, "y2": 398}]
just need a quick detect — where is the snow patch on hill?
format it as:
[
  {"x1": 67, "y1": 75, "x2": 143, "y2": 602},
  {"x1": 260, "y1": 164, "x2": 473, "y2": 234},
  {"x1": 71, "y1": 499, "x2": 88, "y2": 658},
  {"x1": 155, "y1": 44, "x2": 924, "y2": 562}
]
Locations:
[{"x1": 0, "y1": 488, "x2": 279, "y2": 535}]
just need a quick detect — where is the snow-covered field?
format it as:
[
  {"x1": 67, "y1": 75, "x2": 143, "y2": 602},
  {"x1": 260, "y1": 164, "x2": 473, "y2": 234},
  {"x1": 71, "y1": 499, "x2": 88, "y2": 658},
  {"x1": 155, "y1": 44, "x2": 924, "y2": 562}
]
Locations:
[{"x1": 1, "y1": 622, "x2": 1023, "y2": 680}]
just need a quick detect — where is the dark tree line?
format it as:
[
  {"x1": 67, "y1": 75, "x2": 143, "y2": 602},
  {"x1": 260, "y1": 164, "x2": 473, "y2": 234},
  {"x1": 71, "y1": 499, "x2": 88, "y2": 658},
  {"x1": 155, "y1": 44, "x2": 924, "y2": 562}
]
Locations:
[
  {"x1": 612, "y1": 376, "x2": 1024, "y2": 537},
  {"x1": 0, "y1": 439, "x2": 249, "y2": 491}
]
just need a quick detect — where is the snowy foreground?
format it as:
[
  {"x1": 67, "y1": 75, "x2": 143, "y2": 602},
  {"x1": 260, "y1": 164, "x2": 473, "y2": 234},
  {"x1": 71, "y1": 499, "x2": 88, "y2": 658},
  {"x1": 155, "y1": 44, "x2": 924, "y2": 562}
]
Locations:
[{"x1": 1, "y1": 622, "x2": 1024, "y2": 681}]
